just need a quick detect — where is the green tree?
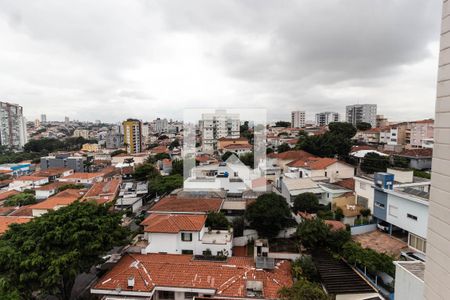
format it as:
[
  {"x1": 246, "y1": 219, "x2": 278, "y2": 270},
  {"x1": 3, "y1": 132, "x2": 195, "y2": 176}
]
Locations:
[
  {"x1": 205, "y1": 212, "x2": 230, "y2": 229},
  {"x1": 361, "y1": 152, "x2": 389, "y2": 174},
  {"x1": 171, "y1": 159, "x2": 183, "y2": 176},
  {"x1": 221, "y1": 151, "x2": 234, "y2": 161},
  {"x1": 328, "y1": 122, "x2": 357, "y2": 139},
  {"x1": 148, "y1": 175, "x2": 183, "y2": 197},
  {"x1": 3, "y1": 193, "x2": 36, "y2": 207},
  {"x1": 232, "y1": 216, "x2": 245, "y2": 237},
  {"x1": 392, "y1": 156, "x2": 410, "y2": 168},
  {"x1": 334, "y1": 207, "x2": 344, "y2": 221},
  {"x1": 356, "y1": 122, "x2": 372, "y2": 131},
  {"x1": 134, "y1": 163, "x2": 159, "y2": 181},
  {"x1": 293, "y1": 193, "x2": 320, "y2": 213},
  {"x1": 0, "y1": 201, "x2": 129, "y2": 299},
  {"x1": 110, "y1": 149, "x2": 127, "y2": 157},
  {"x1": 296, "y1": 218, "x2": 330, "y2": 250},
  {"x1": 275, "y1": 121, "x2": 291, "y2": 127},
  {"x1": 277, "y1": 143, "x2": 291, "y2": 153},
  {"x1": 239, "y1": 152, "x2": 254, "y2": 168},
  {"x1": 147, "y1": 153, "x2": 170, "y2": 164},
  {"x1": 299, "y1": 132, "x2": 352, "y2": 158},
  {"x1": 278, "y1": 279, "x2": 328, "y2": 300},
  {"x1": 245, "y1": 193, "x2": 292, "y2": 238},
  {"x1": 57, "y1": 183, "x2": 85, "y2": 192},
  {"x1": 266, "y1": 147, "x2": 274, "y2": 155},
  {"x1": 169, "y1": 139, "x2": 180, "y2": 150},
  {"x1": 327, "y1": 228, "x2": 351, "y2": 253},
  {"x1": 292, "y1": 256, "x2": 320, "y2": 282}
]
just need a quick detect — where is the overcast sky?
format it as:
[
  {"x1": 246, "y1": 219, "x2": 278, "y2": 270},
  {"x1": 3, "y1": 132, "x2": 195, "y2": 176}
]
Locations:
[{"x1": 0, "y1": 0, "x2": 442, "y2": 123}]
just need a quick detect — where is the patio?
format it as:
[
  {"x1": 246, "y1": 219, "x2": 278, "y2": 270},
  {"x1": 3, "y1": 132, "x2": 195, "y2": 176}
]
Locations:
[{"x1": 353, "y1": 230, "x2": 408, "y2": 257}]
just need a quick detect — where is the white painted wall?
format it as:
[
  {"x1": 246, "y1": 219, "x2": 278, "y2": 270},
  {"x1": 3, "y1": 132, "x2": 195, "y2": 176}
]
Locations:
[
  {"x1": 354, "y1": 177, "x2": 374, "y2": 209},
  {"x1": 395, "y1": 262, "x2": 424, "y2": 300},
  {"x1": 386, "y1": 192, "x2": 429, "y2": 239}
]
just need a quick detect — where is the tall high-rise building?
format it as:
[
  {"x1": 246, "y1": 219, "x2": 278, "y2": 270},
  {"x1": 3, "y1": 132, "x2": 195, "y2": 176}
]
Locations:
[
  {"x1": 423, "y1": 1, "x2": 450, "y2": 298},
  {"x1": 0, "y1": 101, "x2": 27, "y2": 149},
  {"x1": 41, "y1": 114, "x2": 47, "y2": 123},
  {"x1": 291, "y1": 111, "x2": 306, "y2": 128},
  {"x1": 315, "y1": 112, "x2": 339, "y2": 126},
  {"x1": 200, "y1": 110, "x2": 240, "y2": 153},
  {"x1": 64, "y1": 116, "x2": 70, "y2": 125},
  {"x1": 345, "y1": 104, "x2": 377, "y2": 128},
  {"x1": 122, "y1": 119, "x2": 143, "y2": 154},
  {"x1": 154, "y1": 118, "x2": 168, "y2": 133}
]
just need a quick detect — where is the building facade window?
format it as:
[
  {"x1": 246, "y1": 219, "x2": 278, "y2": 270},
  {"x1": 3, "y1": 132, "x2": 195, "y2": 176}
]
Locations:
[
  {"x1": 185, "y1": 292, "x2": 199, "y2": 299},
  {"x1": 407, "y1": 213, "x2": 418, "y2": 221},
  {"x1": 159, "y1": 291, "x2": 175, "y2": 300},
  {"x1": 409, "y1": 233, "x2": 427, "y2": 253},
  {"x1": 375, "y1": 201, "x2": 385, "y2": 209},
  {"x1": 181, "y1": 250, "x2": 193, "y2": 254},
  {"x1": 181, "y1": 232, "x2": 193, "y2": 242}
]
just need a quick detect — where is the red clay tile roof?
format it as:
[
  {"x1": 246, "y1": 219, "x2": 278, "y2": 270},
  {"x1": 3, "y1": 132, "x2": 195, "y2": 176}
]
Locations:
[
  {"x1": 0, "y1": 216, "x2": 32, "y2": 234},
  {"x1": 82, "y1": 179, "x2": 121, "y2": 204},
  {"x1": 30, "y1": 189, "x2": 84, "y2": 210},
  {"x1": 0, "y1": 190, "x2": 20, "y2": 201},
  {"x1": 217, "y1": 137, "x2": 249, "y2": 142},
  {"x1": 223, "y1": 144, "x2": 252, "y2": 150},
  {"x1": 35, "y1": 182, "x2": 68, "y2": 191},
  {"x1": 14, "y1": 175, "x2": 48, "y2": 182},
  {"x1": 8, "y1": 205, "x2": 33, "y2": 217},
  {"x1": 33, "y1": 168, "x2": 72, "y2": 177},
  {"x1": 287, "y1": 157, "x2": 338, "y2": 170},
  {"x1": 140, "y1": 214, "x2": 206, "y2": 233},
  {"x1": 0, "y1": 207, "x2": 15, "y2": 216},
  {"x1": 150, "y1": 196, "x2": 223, "y2": 213},
  {"x1": 334, "y1": 178, "x2": 355, "y2": 191},
  {"x1": 151, "y1": 146, "x2": 169, "y2": 154},
  {"x1": 398, "y1": 148, "x2": 433, "y2": 158},
  {"x1": 92, "y1": 253, "x2": 292, "y2": 299},
  {"x1": 325, "y1": 220, "x2": 346, "y2": 231},
  {"x1": 268, "y1": 150, "x2": 316, "y2": 160},
  {"x1": 60, "y1": 172, "x2": 104, "y2": 180}
]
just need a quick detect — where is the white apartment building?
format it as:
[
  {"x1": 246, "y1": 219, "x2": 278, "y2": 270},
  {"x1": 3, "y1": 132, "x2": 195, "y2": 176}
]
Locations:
[
  {"x1": 315, "y1": 112, "x2": 339, "y2": 126},
  {"x1": 153, "y1": 118, "x2": 168, "y2": 133},
  {"x1": 200, "y1": 110, "x2": 240, "y2": 153},
  {"x1": 73, "y1": 129, "x2": 90, "y2": 139},
  {"x1": 291, "y1": 111, "x2": 306, "y2": 128},
  {"x1": 345, "y1": 104, "x2": 377, "y2": 128},
  {"x1": 0, "y1": 102, "x2": 27, "y2": 149}
]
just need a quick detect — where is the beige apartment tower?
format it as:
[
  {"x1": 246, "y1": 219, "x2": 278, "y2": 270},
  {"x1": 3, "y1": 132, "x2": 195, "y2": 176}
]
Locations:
[{"x1": 423, "y1": 0, "x2": 450, "y2": 298}]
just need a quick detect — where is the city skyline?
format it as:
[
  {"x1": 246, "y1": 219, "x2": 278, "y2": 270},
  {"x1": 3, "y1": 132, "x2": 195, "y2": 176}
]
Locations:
[{"x1": 0, "y1": 0, "x2": 441, "y2": 123}]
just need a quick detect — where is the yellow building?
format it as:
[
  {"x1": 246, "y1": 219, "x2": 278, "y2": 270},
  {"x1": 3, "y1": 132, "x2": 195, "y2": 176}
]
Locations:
[
  {"x1": 122, "y1": 119, "x2": 143, "y2": 154},
  {"x1": 81, "y1": 143, "x2": 99, "y2": 152}
]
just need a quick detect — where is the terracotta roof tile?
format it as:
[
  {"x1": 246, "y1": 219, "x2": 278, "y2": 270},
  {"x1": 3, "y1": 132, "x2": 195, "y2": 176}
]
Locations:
[
  {"x1": 30, "y1": 189, "x2": 84, "y2": 210},
  {"x1": 8, "y1": 205, "x2": 33, "y2": 217},
  {"x1": 60, "y1": 172, "x2": 104, "y2": 180},
  {"x1": 141, "y1": 214, "x2": 206, "y2": 233},
  {"x1": 150, "y1": 196, "x2": 223, "y2": 213},
  {"x1": 287, "y1": 157, "x2": 338, "y2": 170},
  {"x1": 268, "y1": 150, "x2": 316, "y2": 160},
  {"x1": 0, "y1": 190, "x2": 20, "y2": 201},
  {"x1": 0, "y1": 216, "x2": 32, "y2": 234},
  {"x1": 93, "y1": 254, "x2": 292, "y2": 299},
  {"x1": 334, "y1": 178, "x2": 355, "y2": 191},
  {"x1": 83, "y1": 179, "x2": 121, "y2": 204}
]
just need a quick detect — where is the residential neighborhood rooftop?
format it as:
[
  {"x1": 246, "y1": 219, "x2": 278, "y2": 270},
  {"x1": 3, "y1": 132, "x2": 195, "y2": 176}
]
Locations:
[
  {"x1": 150, "y1": 196, "x2": 223, "y2": 213},
  {"x1": 92, "y1": 253, "x2": 292, "y2": 299},
  {"x1": 140, "y1": 213, "x2": 206, "y2": 233}
]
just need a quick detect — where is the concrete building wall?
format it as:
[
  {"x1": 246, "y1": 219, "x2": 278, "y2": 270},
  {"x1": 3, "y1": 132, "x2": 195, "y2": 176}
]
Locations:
[
  {"x1": 395, "y1": 262, "x2": 424, "y2": 300},
  {"x1": 424, "y1": 1, "x2": 450, "y2": 298}
]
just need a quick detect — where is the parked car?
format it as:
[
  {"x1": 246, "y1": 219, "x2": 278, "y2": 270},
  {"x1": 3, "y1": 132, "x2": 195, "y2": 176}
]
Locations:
[
  {"x1": 400, "y1": 251, "x2": 426, "y2": 262},
  {"x1": 377, "y1": 221, "x2": 390, "y2": 232}
]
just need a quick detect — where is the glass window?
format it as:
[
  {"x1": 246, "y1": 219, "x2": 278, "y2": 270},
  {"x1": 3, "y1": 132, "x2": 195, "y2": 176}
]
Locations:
[
  {"x1": 185, "y1": 292, "x2": 198, "y2": 299},
  {"x1": 181, "y1": 249, "x2": 193, "y2": 255},
  {"x1": 159, "y1": 291, "x2": 175, "y2": 300},
  {"x1": 181, "y1": 232, "x2": 193, "y2": 242},
  {"x1": 375, "y1": 201, "x2": 385, "y2": 209},
  {"x1": 407, "y1": 213, "x2": 418, "y2": 221},
  {"x1": 409, "y1": 233, "x2": 427, "y2": 253}
]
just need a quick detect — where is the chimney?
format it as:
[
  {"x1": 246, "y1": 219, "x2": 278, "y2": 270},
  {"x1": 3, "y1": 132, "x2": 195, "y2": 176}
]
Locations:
[{"x1": 127, "y1": 276, "x2": 135, "y2": 288}]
